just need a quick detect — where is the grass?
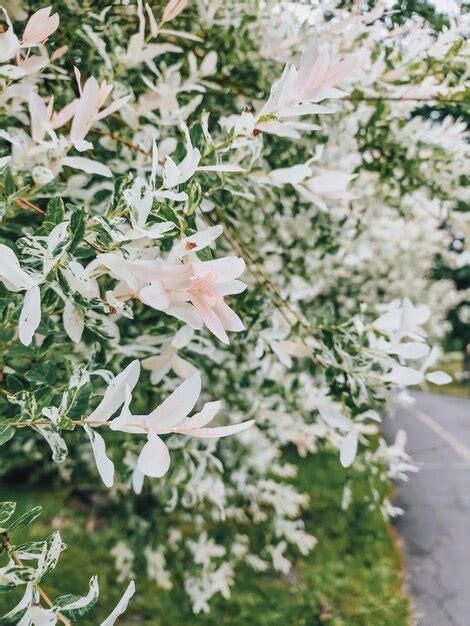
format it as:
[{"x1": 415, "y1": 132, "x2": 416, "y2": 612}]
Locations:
[{"x1": 0, "y1": 451, "x2": 410, "y2": 625}]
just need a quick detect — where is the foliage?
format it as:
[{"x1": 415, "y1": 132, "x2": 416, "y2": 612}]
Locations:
[{"x1": 0, "y1": 0, "x2": 467, "y2": 620}]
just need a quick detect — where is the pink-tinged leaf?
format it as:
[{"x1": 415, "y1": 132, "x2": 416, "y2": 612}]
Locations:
[
  {"x1": 50, "y1": 100, "x2": 77, "y2": 129},
  {"x1": 145, "y1": 3, "x2": 160, "y2": 36},
  {"x1": 139, "y1": 281, "x2": 171, "y2": 310},
  {"x1": 189, "y1": 294, "x2": 229, "y2": 344},
  {"x1": 214, "y1": 299, "x2": 245, "y2": 332},
  {"x1": 73, "y1": 65, "x2": 82, "y2": 94},
  {"x1": 195, "y1": 256, "x2": 245, "y2": 283},
  {"x1": 50, "y1": 44, "x2": 67, "y2": 61},
  {"x1": 161, "y1": 0, "x2": 189, "y2": 25},
  {"x1": 22, "y1": 6, "x2": 59, "y2": 47},
  {"x1": 324, "y1": 56, "x2": 357, "y2": 87}
]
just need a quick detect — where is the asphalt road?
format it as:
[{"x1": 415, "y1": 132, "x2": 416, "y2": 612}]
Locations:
[{"x1": 383, "y1": 391, "x2": 470, "y2": 626}]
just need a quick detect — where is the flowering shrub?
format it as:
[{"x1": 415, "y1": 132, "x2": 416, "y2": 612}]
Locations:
[{"x1": 0, "y1": 0, "x2": 467, "y2": 621}]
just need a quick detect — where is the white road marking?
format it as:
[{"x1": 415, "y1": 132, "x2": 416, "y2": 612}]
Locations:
[
  {"x1": 416, "y1": 462, "x2": 470, "y2": 470},
  {"x1": 409, "y1": 405, "x2": 470, "y2": 464}
]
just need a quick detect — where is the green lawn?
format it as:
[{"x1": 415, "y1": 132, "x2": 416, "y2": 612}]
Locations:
[{"x1": 0, "y1": 451, "x2": 410, "y2": 625}]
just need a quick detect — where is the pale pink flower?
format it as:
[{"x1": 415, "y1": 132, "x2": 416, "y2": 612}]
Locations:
[
  {"x1": 90, "y1": 251, "x2": 246, "y2": 344},
  {"x1": 110, "y1": 374, "x2": 255, "y2": 478},
  {"x1": 161, "y1": 0, "x2": 189, "y2": 25},
  {"x1": 56, "y1": 72, "x2": 131, "y2": 152},
  {"x1": 21, "y1": 6, "x2": 59, "y2": 48},
  {"x1": 139, "y1": 257, "x2": 246, "y2": 344},
  {"x1": 256, "y1": 43, "x2": 356, "y2": 138}
]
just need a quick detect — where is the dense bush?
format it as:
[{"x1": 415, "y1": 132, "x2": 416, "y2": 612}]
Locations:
[{"x1": 0, "y1": 1, "x2": 467, "y2": 622}]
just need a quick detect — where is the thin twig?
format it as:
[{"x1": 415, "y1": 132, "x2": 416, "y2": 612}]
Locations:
[
  {"x1": 345, "y1": 95, "x2": 464, "y2": 104},
  {"x1": 90, "y1": 128, "x2": 151, "y2": 156},
  {"x1": 16, "y1": 198, "x2": 44, "y2": 215},
  {"x1": 6, "y1": 420, "x2": 112, "y2": 428}
]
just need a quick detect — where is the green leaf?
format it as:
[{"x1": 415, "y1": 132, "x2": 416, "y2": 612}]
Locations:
[
  {"x1": 25, "y1": 362, "x2": 58, "y2": 387},
  {"x1": 0, "y1": 425, "x2": 14, "y2": 447},
  {"x1": 4, "y1": 170, "x2": 14, "y2": 197},
  {"x1": 42, "y1": 197, "x2": 65, "y2": 234},
  {"x1": 13, "y1": 540, "x2": 47, "y2": 560},
  {"x1": 196, "y1": 247, "x2": 213, "y2": 262},
  {"x1": 55, "y1": 576, "x2": 99, "y2": 621},
  {"x1": 7, "y1": 506, "x2": 42, "y2": 532},
  {"x1": 64, "y1": 381, "x2": 93, "y2": 421},
  {"x1": 4, "y1": 375, "x2": 23, "y2": 394},
  {"x1": 36, "y1": 532, "x2": 66, "y2": 580},
  {"x1": 0, "y1": 502, "x2": 16, "y2": 527},
  {"x1": 67, "y1": 207, "x2": 87, "y2": 254},
  {"x1": 34, "y1": 425, "x2": 68, "y2": 463},
  {"x1": 0, "y1": 564, "x2": 36, "y2": 590},
  {"x1": 0, "y1": 585, "x2": 32, "y2": 625}
]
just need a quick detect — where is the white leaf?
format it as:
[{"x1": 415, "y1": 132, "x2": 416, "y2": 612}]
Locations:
[
  {"x1": 340, "y1": 430, "x2": 358, "y2": 468},
  {"x1": 63, "y1": 300, "x2": 85, "y2": 343},
  {"x1": 268, "y1": 164, "x2": 311, "y2": 186},
  {"x1": 391, "y1": 342, "x2": 430, "y2": 360},
  {"x1": 62, "y1": 156, "x2": 112, "y2": 177},
  {"x1": 178, "y1": 419, "x2": 255, "y2": 439},
  {"x1": 100, "y1": 581, "x2": 135, "y2": 626},
  {"x1": 84, "y1": 425, "x2": 115, "y2": 488},
  {"x1": 319, "y1": 409, "x2": 352, "y2": 431},
  {"x1": 425, "y1": 370, "x2": 452, "y2": 385},
  {"x1": 137, "y1": 432, "x2": 171, "y2": 478},
  {"x1": 382, "y1": 366, "x2": 424, "y2": 386},
  {"x1": 56, "y1": 576, "x2": 99, "y2": 613},
  {"x1": 0, "y1": 244, "x2": 36, "y2": 291},
  {"x1": 123, "y1": 177, "x2": 153, "y2": 228},
  {"x1": 34, "y1": 425, "x2": 68, "y2": 463},
  {"x1": 145, "y1": 374, "x2": 201, "y2": 430},
  {"x1": 88, "y1": 360, "x2": 140, "y2": 423},
  {"x1": 21, "y1": 605, "x2": 57, "y2": 626},
  {"x1": 0, "y1": 584, "x2": 33, "y2": 624},
  {"x1": 19, "y1": 285, "x2": 41, "y2": 346}
]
